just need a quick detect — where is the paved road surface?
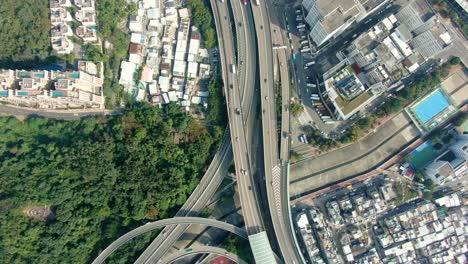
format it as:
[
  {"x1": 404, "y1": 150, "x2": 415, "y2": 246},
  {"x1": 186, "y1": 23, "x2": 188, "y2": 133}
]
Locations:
[
  {"x1": 159, "y1": 246, "x2": 248, "y2": 264},
  {"x1": 92, "y1": 217, "x2": 247, "y2": 264},
  {"x1": 0, "y1": 104, "x2": 113, "y2": 120},
  {"x1": 251, "y1": 1, "x2": 303, "y2": 263}
]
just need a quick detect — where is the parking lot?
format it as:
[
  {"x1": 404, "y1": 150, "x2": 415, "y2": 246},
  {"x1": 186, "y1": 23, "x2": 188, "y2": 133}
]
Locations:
[
  {"x1": 282, "y1": 1, "x2": 406, "y2": 157},
  {"x1": 282, "y1": 3, "x2": 341, "y2": 150}
]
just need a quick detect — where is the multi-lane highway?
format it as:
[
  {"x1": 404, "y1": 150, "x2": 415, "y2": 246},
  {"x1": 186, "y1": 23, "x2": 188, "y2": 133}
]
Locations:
[
  {"x1": 159, "y1": 246, "x2": 247, "y2": 264},
  {"x1": 93, "y1": 0, "x2": 297, "y2": 262},
  {"x1": 92, "y1": 217, "x2": 247, "y2": 264},
  {"x1": 213, "y1": 0, "x2": 264, "y2": 236},
  {"x1": 251, "y1": 1, "x2": 304, "y2": 263}
]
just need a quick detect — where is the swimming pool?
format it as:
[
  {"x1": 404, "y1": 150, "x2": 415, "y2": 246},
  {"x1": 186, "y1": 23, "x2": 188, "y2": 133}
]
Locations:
[
  {"x1": 52, "y1": 91, "x2": 64, "y2": 97},
  {"x1": 17, "y1": 91, "x2": 28, "y2": 96},
  {"x1": 412, "y1": 89, "x2": 450, "y2": 123},
  {"x1": 69, "y1": 73, "x2": 80, "y2": 78}
]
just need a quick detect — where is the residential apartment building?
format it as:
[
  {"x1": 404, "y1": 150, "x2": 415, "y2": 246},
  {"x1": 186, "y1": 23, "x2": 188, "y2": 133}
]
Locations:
[
  {"x1": 321, "y1": 0, "x2": 452, "y2": 120},
  {"x1": 301, "y1": 0, "x2": 388, "y2": 46},
  {"x1": 0, "y1": 61, "x2": 105, "y2": 109}
]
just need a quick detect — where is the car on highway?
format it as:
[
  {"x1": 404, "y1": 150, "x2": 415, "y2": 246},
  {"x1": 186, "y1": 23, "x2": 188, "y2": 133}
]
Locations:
[
  {"x1": 235, "y1": 108, "x2": 241, "y2": 115},
  {"x1": 243, "y1": 0, "x2": 248, "y2": 5}
]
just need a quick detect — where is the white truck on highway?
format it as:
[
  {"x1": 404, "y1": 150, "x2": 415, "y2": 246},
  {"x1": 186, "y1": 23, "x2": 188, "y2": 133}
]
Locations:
[
  {"x1": 230, "y1": 64, "x2": 236, "y2": 74},
  {"x1": 297, "y1": 24, "x2": 306, "y2": 29},
  {"x1": 254, "y1": 0, "x2": 259, "y2": 5}
]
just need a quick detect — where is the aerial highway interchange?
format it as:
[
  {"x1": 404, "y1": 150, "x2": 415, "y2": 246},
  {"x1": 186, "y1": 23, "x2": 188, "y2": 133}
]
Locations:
[
  {"x1": 94, "y1": 0, "x2": 302, "y2": 262},
  {"x1": 91, "y1": 0, "x2": 468, "y2": 263}
]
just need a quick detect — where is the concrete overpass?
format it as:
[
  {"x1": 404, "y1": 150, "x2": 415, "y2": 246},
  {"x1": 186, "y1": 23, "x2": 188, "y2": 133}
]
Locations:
[
  {"x1": 251, "y1": 0, "x2": 305, "y2": 263},
  {"x1": 92, "y1": 217, "x2": 248, "y2": 264},
  {"x1": 159, "y1": 246, "x2": 248, "y2": 264}
]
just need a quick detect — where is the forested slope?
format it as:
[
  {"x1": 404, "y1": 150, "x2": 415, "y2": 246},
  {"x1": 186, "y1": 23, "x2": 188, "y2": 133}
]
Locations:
[
  {"x1": 0, "y1": 0, "x2": 53, "y2": 68},
  {"x1": 0, "y1": 103, "x2": 219, "y2": 263}
]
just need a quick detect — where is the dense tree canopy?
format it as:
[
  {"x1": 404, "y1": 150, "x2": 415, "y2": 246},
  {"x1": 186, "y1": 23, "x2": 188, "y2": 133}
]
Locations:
[
  {"x1": 290, "y1": 102, "x2": 304, "y2": 117},
  {"x1": 187, "y1": 0, "x2": 217, "y2": 48},
  {"x1": 0, "y1": 0, "x2": 53, "y2": 68},
  {"x1": 0, "y1": 103, "x2": 219, "y2": 263}
]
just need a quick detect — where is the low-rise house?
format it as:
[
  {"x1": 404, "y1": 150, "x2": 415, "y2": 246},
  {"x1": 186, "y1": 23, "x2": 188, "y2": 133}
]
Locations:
[
  {"x1": 51, "y1": 37, "x2": 74, "y2": 54},
  {"x1": 50, "y1": 0, "x2": 71, "y2": 10},
  {"x1": 119, "y1": 61, "x2": 137, "y2": 86},
  {"x1": 75, "y1": 9, "x2": 97, "y2": 26},
  {"x1": 76, "y1": 26, "x2": 97, "y2": 42},
  {"x1": 129, "y1": 15, "x2": 144, "y2": 32},
  {"x1": 73, "y1": 0, "x2": 95, "y2": 10},
  {"x1": 50, "y1": 8, "x2": 72, "y2": 25},
  {"x1": 51, "y1": 23, "x2": 73, "y2": 39}
]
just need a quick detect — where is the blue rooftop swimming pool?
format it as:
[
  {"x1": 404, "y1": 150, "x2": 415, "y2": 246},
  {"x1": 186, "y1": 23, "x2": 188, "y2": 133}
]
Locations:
[
  {"x1": 52, "y1": 91, "x2": 64, "y2": 97},
  {"x1": 18, "y1": 91, "x2": 28, "y2": 96},
  {"x1": 69, "y1": 73, "x2": 80, "y2": 79},
  {"x1": 412, "y1": 90, "x2": 450, "y2": 124},
  {"x1": 0, "y1": 91, "x2": 8, "y2": 96}
]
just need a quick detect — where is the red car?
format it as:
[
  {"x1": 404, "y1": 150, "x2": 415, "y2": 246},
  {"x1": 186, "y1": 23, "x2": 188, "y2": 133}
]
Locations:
[{"x1": 243, "y1": 0, "x2": 248, "y2": 5}]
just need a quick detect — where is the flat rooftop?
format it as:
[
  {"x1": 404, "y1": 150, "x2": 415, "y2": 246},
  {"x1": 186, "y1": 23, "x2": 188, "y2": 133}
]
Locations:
[
  {"x1": 319, "y1": 0, "x2": 360, "y2": 33},
  {"x1": 316, "y1": 0, "x2": 386, "y2": 32},
  {"x1": 440, "y1": 67, "x2": 467, "y2": 107}
]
